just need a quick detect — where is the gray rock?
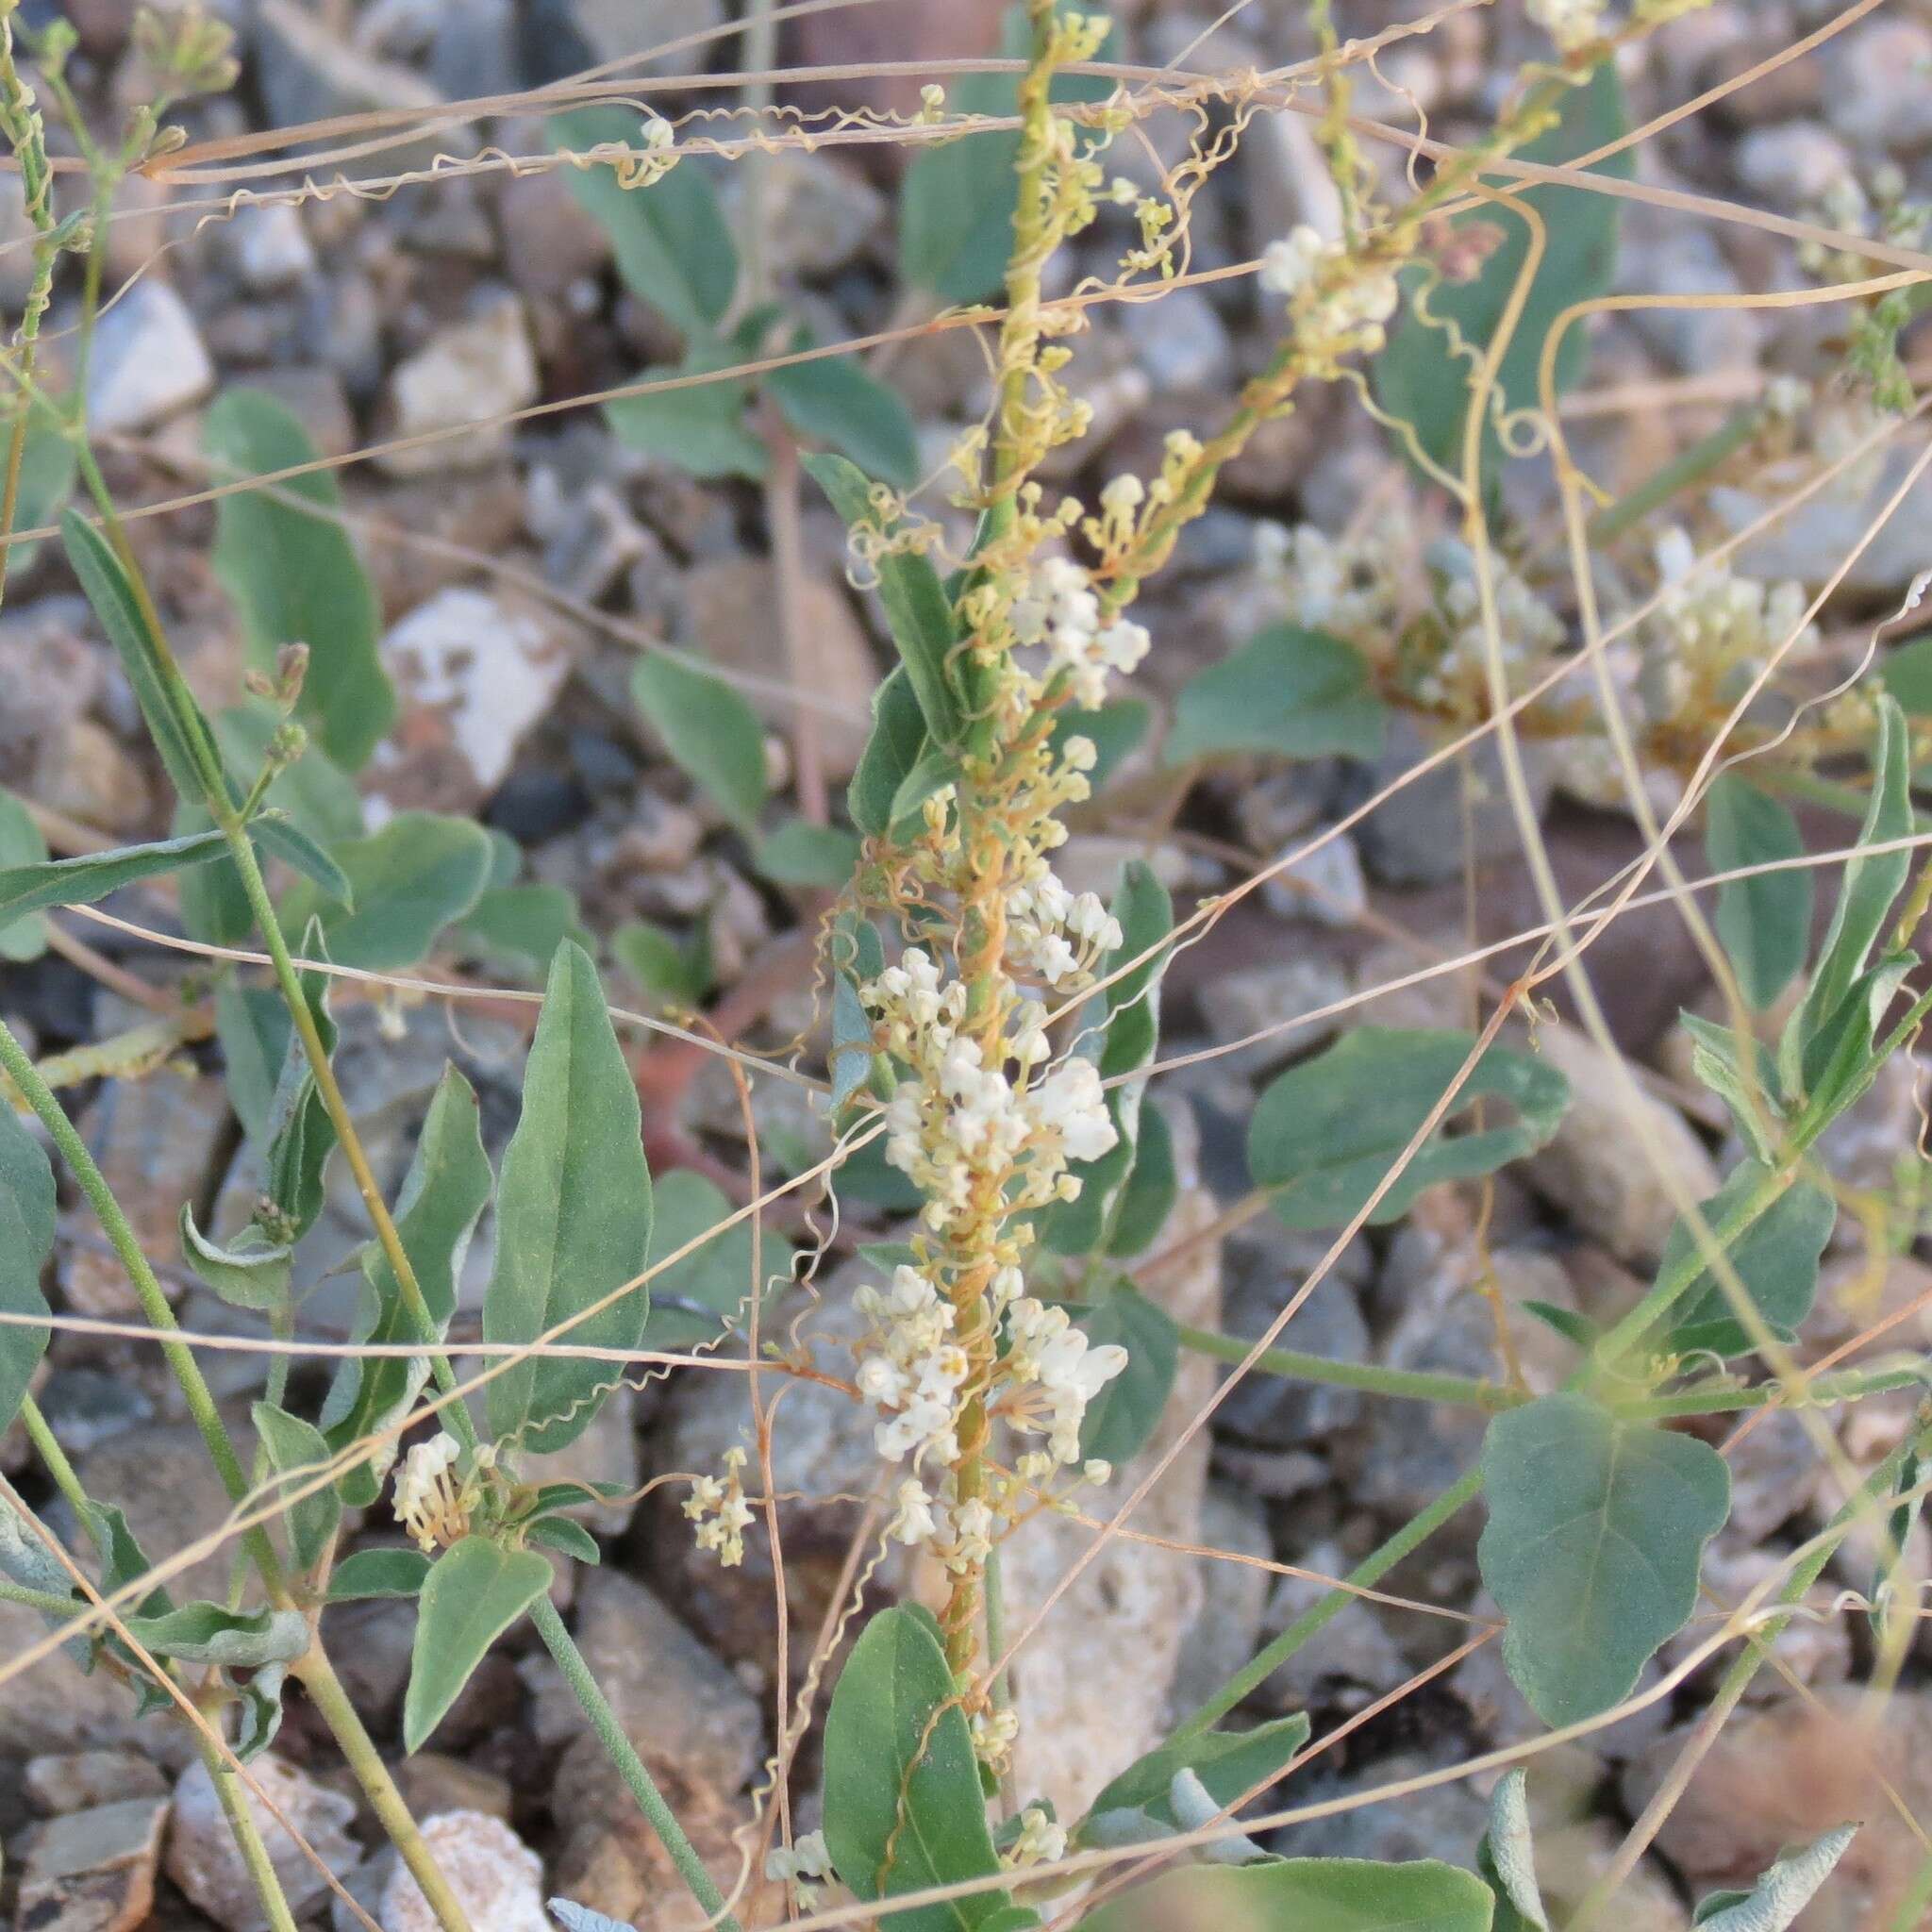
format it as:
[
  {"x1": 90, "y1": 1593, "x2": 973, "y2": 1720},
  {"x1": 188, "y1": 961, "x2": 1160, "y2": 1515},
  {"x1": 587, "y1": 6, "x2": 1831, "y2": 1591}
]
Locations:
[
  {"x1": 1620, "y1": 219, "x2": 1762, "y2": 375},
  {"x1": 723, "y1": 150, "x2": 886, "y2": 277},
  {"x1": 563, "y1": 0, "x2": 724, "y2": 76},
  {"x1": 1357, "y1": 713, "x2": 1554, "y2": 888},
  {"x1": 392, "y1": 1756, "x2": 513, "y2": 1825},
  {"x1": 496, "y1": 169, "x2": 612, "y2": 303},
  {"x1": 1524, "y1": 1026, "x2": 1720, "y2": 1262},
  {"x1": 1167, "y1": 1484, "x2": 1274, "y2": 1719},
  {"x1": 1191, "y1": 955, "x2": 1352, "y2": 1074},
  {"x1": 380, "y1": 1812, "x2": 547, "y2": 1932},
  {"x1": 1257, "y1": 1537, "x2": 1410, "y2": 1714},
  {"x1": 377, "y1": 293, "x2": 540, "y2": 476},
  {"x1": 252, "y1": 0, "x2": 449, "y2": 171},
  {"x1": 14, "y1": 1796, "x2": 168, "y2": 1932},
  {"x1": 1733, "y1": 122, "x2": 1855, "y2": 206},
  {"x1": 1825, "y1": 19, "x2": 1932, "y2": 151},
  {"x1": 36, "y1": 1371, "x2": 154, "y2": 1459},
  {"x1": 0, "y1": 1598, "x2": 178, "y2": 1762},
  {"x1": 518, "y1": 1568, "x2": 762, "y2": 1790},
  {"x1": 1119, "y1": 284, "x2": 1234, "y2": 392},
  {"x1": 520, "y1": 1383, "x2": 638, "y2": 1537},
  {"x1": 1725, "y1": 1407, "x2": 1824, "y2": 1541},
  {"x1": 1215, "y1": 1225, "x2": 1371, "y2": 1449},
  {"x1": 24, "y1": 1753, "x2": 169, "y2": 1818},
  {"x1": 1269, "y1": 1746, "x2": 1488, "y2": 1863},
  {"x1": 1716, "y1": 446, "x2": 1932, "y2": 602},
  {"x1": 85, "y1": 281, "x2": 214, "y2": 434},
  {"x1": 166, "y1": 1756, "x2": 358, "y2": 1932},
  {"x1": 1259, "y1": 827, "x2": 1367, "y2": 929}
]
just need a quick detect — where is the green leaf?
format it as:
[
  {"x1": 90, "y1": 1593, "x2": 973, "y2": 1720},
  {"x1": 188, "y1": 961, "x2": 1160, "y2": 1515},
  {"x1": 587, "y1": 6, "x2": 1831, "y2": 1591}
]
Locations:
[
  {"x1": 1690, "y1": 1825, "x2": 1857, "y2": 1932},
  {"x1": 122, "y1": 1601, "x2": 309, "y2": 1668},
  {"x1": 178, "y1": 1205, "x2": 293, "y2": 1312},
  {"x1": 1372, "y1": 62, "x2": 1632, "y2": 482},
  {"x1": 607, "y1": 347, "x2": 767, "y2": 481},
  {"x1": 6, "y1": 397, "x2": 75, "y2": 577},
  {"x1": 1478, "y1": 1391, "x2": 1729, "y2": 1727},
  {"x1": 1784, "y1": 695, "x2": 1912, "y2": 1097},
  {"x1": 770, "y1": 346, "x2": 920, "y2": 492},
  {"x1": 0, "y1": 790, "x2": 50, "y2": 961},
  {"x1": 250, "y1": 1404, "x2": 341, "y2": 1574},
  {"x1": 261, "y1": 923, "x2": 338, "y2": 1241},
  {"x1": 0, "y1": 1102, "x2": 55, "y2": 1437},
  {"x1": 323, "y1": 1064, "x2": 493, "y2": 1505},
  {"x1": 756, "y1": 819, "x2": 862, "y2": 889},
  {"x1": 898, "y1": 10, "x2": 1119, "y2": 305},
  {"x1": 1249, "y1": 1027, "x2": 1570, "y2": 1230},
  {"x1": 215, "y1": 986, "x2": 292, "y2": 1147},
  {"x1": 641, "y1": 1169, "x2": 788, "y2": 1351},
  {"x1": 1679, "y1": 1011, "x2": 1786, "y2": 1166},
  {"x1": 850, "y1": 665, "x2": 929, "y2": 840},
  {"x1": 1050, "y1": 700, "x2": 1148, "y2": 792},
  {"x1": 1064, "y1": 1286, "x2": 1177, "y2": 1467},
  {"x1": 403, "y1": 1535, "x2": 553, "y2": 1753},
  {"x1": 822, "y1": 1605, "x2": 1014, "y2": 1932},
  {"x1": 62, "y1": 508, "x2": 222, "y2": 807},
  {"x1": 207, "y1": 387, "x2": 394, "y2": 771},
  {"x1": 612, "y1": 919, "x2": 710, "y2": 1008},
  {"x1": 326, "y1": 1547, "x2": 432, "y2": 1601},
  {"x1": 830, "y1": 974, "x2": 876, "y2": 1111},
  {"x1": 549, "y1": 108, "x2": 737, "y2": 339},
  {"x1": 1885, "y1": 632, "x2": 1932, "y2": 713},
  {"x1": 632, "y1": 651, "x2": 768, "y2": 833},
  {"x1": 1076, "y1": 1859, "x2": 1496, "y2": 1932},
  {"x1": 805, "y1": 454, "x2": 963, "y2": 749},
  {"x1": 1659, "y1": 1160, "x2": 1835, "y2": 1360},
  {"x1": 1106, "y1": 1100, "x2": 1176, "y2": 1259},
  {"x1": 484, "y1": 942, "x2": 654, "y2": 1455},
  {"x1": 254, "y1": 814, "x2": 354, "y2": 911},
  {"x1": 1705, "y1": 774, "x2": 1811, "y2": 1011},
  {"x1": 453, "y1": 884, "x2": 591, "y2": 974},
  {"x1": 1165, "y1": 625, "x2": 1386, "y2": 766},
  {"x1": 1478, "y1": 1771, "x2": 1549, "y2": 1932},
  {"x1": 525, "y1": 1516, "x2": 601, "y2": 1563},
  {"x1": 1080, "y1": 1712, "x2": 1311, "y2": 1846},
  {"x1": 0, "y1": 828, "x2": 229, "y2": 926},
  {"x1": 281, "y1": 811, "x2": 493, "y2": 971}
]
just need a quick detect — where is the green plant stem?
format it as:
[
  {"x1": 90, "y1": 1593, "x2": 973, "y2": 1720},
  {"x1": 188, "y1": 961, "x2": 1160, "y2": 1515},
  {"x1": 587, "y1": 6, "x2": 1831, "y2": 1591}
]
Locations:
[
  {"x1": 19, "y1": 1392, "x2": 91, "y2": 1519},
  {"x1": 1174, "y1": 1323, "x2": 1521, "y2": 1411},
  {"x1": 0, "y1": 1018, "x2": 284, "y2": 1590},
  {"x1": 1170, "y1": 1470, "x2": 1483, "y2": 1740},
  {"x1": 528, "y1": 1594, "x2": 742, "y2": 1932},
  {"x1": 1586, "y1": 404, "x2": 1764, "y2": 548},
  {"x1": 0, "y1": 1574, "x2": 81, "y2": 1618},
  {"x1": 204, "y1": 1758, "x2": 303, "y2": 1932},
  {"x1": 292, "y1": 1644, "x2": 475, "y2": 1932}
]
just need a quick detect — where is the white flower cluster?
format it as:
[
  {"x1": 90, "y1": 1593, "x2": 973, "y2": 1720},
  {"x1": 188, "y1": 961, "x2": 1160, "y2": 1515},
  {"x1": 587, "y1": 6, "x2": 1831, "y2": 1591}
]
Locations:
[
  {"x1": 683, "y1": 1445, "x2": 755, "y2": 1566},
  {"x1": 1255, "y1": 518, "x2": 1403, "y2": 649},
  {"x1": 1011, "y1": 554, "x2": 1151, "y2": 708},
  {"x1": 764, "y1": 1831, "x2": 835, "y2": 1909},
  {"x1": 1412, "y1": 539, "x2": 1568, "y2": 711},
  {"x1": 1005, "y1": 1807, "x2": 1069, "y2": 1872},
  {"x1": 1259, "y1": 225, "x2": 1400, "y2": 353},
  {"x1": 1639, "y1": 526, "x2": 1818, "y2": 722},
  {"x1": 1004, "y1": 1298, "x2": 1128, "y2": 1464},
  {"x1": 392, "y1": 1433, "x2": 467, "y2": 1555},
  {"x1": 1526, "y1": 0, "x2": 1608, "y2": 51}
]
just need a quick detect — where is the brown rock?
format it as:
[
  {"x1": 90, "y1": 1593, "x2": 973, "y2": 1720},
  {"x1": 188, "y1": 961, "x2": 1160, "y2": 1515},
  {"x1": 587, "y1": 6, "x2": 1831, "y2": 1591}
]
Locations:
[
  {"x1": 165, "y1": 1756, "x2": 358, "y2": 1932},
  {"x1": 14, "y1": 1796, "x2": 168, "y2": 1932},
  {"x1": 679, "y1": 558, "x2": 878, "y2": 781},
  {"x1": 791, "y1": 0, "x2": 1008, "y2": 156},
  {"x1": 24, "y1": 1754, "x2": 168, "y2": 1818}
]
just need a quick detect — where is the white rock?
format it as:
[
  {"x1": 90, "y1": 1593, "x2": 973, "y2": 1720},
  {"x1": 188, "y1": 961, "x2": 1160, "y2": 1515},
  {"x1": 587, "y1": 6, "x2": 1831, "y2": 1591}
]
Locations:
[
  {"x1": 86, "y1": 281, "x2": 213, "y2": 434},
  {"x1": 1260, "y1": 827, "x2": 1367, "y2": 928},
  {"x1": 1733, "y1": 122, "x2": 1854, "y2": 207},
  {"x1": 166, "y1": 1756, "x2": 358, "y2": 1932},
  {"x1": 381, "y1": 1812, "x2": 548, "y2": 1932},
  {"x1": 367, "y1": 588, "x2": 573, "y2": 814},
  {"x1": 225, "y1": 203, "x2": 318, "y2": 291},
  {"x1": 1003, "y1": 1183, "x2": 1220, "y2": 1824},
  {"x1": 378, "y1": 294, "x2": 540, "y2": 475}
]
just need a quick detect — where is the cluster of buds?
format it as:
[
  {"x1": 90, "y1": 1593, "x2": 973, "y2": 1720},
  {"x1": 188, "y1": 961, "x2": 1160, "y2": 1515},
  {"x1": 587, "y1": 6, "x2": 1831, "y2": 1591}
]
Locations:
[
  {"x1": 1526, "y1": 0, "x2": 1608, "y2": 50},
  {"x1": 1255, "y1": 516, "x2": 1405, "y2": 647},
  {"x1": 1010, "y1": 553, "x2": 1152, "y2": 708},
  {"x1": 764, "y1": 1831, "x2": 836, "y2": 1910},
  {"x1": 683, "y1": 1444, "x2": 756, "y2": 1566},
  {"x1": 1259, "y1": 225, "x2": 1401, "y2": 356},
  {"x1": 1407, "y1": 538, "x2": 1570, "y2": 716}
]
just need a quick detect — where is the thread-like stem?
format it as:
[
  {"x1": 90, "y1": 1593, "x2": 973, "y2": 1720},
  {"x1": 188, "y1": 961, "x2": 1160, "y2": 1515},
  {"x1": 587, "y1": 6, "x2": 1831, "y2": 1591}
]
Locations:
[{"x1": 529, "y1": 1595, "x2": 743, "y2": 1932}]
